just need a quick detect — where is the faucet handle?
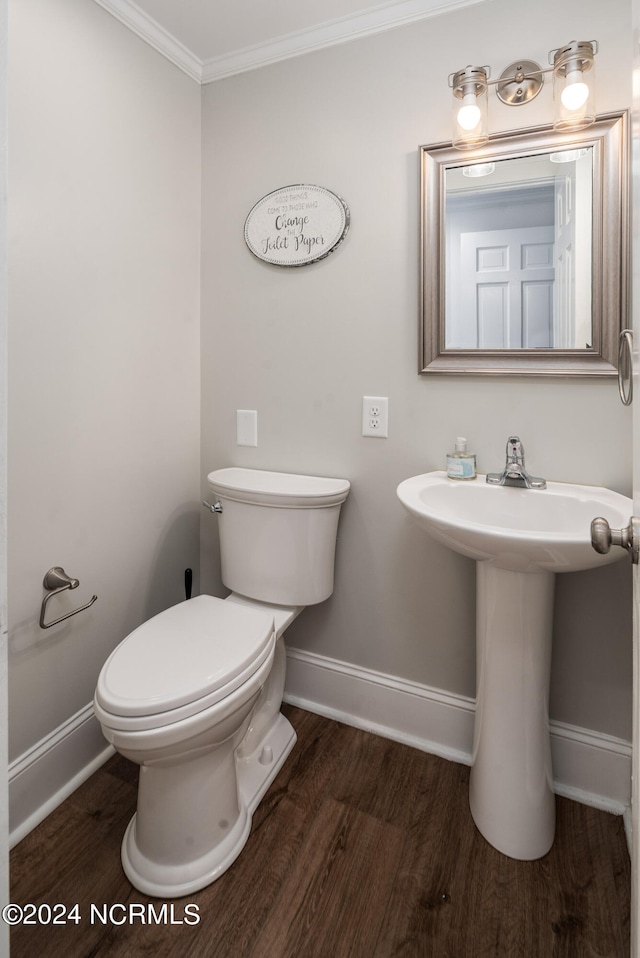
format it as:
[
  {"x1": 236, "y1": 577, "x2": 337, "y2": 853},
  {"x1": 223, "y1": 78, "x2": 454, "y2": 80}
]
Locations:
[{"x1": 487, "y1": 436, "x2": 546, "y2": 489}]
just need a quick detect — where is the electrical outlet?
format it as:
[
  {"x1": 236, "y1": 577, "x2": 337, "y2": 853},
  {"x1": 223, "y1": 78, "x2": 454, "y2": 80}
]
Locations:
[{"x1": 362, "y1": 396, "x2": 388, "y2": 438}]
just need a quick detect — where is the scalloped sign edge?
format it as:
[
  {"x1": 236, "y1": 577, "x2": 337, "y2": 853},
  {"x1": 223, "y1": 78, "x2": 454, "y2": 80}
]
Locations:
[{"x1": 244, "y1": 184, "x2": 350, "y2": 267}]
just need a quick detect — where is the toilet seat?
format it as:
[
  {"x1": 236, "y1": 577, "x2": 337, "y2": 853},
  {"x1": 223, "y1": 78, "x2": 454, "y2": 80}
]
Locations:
[{"x1": 94, "y1": 595, "x2": 274, "y2": 732}]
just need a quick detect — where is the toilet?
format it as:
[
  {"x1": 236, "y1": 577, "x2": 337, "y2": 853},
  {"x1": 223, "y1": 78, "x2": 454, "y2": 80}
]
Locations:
[{"x1": 94, "y1": 467, "x2": 350, "y2": 898}]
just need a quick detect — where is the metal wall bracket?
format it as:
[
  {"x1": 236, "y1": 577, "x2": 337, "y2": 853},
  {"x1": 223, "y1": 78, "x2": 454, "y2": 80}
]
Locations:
[{"x1": 39, "y1": 567, "x2": 98, "y2": 629}]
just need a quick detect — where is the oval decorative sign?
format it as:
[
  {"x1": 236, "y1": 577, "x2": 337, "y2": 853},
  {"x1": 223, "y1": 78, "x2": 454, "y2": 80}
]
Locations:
[{"x1": 244, "y1": 184, "x2": 350, "y2": 267}]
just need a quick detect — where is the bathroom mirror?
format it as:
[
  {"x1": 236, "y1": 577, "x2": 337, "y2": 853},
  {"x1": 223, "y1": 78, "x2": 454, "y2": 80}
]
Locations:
[{"x1": 420, "y1": 111, "x2": 628, "y2": 376}]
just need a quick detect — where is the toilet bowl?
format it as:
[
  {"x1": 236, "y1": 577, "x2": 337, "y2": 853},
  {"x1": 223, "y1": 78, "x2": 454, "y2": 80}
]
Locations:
[
  {"x1": 95, "y1": 595, "x2": 281, "y2": 897},
  {"x1": 94, "y1": 467, "x2": 349, "y2": 897}
]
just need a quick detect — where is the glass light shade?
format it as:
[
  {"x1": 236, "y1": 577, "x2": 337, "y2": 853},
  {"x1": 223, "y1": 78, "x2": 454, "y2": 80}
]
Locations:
[
  {"x1": 549, "y1": 148, "x2": 588, "y2": 164},
  {"x1": 552, "y1": 41, "x2": 596, "y2": 131},
  {"x1": 462, "y1": 162, "x2": 495, "y2": 177},
  {"x1": 451, "y1": 66, "x2": 489, "y2": 150}
]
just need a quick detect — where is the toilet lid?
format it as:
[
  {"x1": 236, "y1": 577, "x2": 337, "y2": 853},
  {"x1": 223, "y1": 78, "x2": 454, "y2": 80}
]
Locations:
[{"x1": 95, "y1": 595, "x2": 274, "y2": 719}]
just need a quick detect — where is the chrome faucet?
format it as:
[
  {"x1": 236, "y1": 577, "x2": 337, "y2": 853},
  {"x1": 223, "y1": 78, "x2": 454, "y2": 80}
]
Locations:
[{"x1": 486, "y1": 436, "x2": 546, "y2": 490}]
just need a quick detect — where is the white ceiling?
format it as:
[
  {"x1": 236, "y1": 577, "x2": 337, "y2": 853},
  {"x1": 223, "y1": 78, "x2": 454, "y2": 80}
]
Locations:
[{"x1": 94, "y1": 0, "x2": 491, "y2": 83}]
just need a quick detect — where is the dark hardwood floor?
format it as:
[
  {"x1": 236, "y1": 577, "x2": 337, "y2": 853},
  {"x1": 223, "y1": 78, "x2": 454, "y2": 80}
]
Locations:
[{"x1": 10, "y1": 705, "x2": 631, "y2": 957}]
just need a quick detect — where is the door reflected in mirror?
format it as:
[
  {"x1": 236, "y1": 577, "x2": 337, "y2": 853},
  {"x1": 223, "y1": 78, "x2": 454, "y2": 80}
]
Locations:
[
  {"x1": 445, "y1": 149, "x2": 593, "y2": 350},
  {"x1": 420, "y1": 112, "x2": 628, "y2": 376}
]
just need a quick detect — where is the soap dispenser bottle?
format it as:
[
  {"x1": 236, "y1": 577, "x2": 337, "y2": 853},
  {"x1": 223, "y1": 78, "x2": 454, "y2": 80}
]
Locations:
[{"x1": 447, "y1": 437, "x2": 476, "y2": 480}]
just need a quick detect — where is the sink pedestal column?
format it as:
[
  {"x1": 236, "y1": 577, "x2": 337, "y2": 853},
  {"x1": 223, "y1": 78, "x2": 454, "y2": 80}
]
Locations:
[{"x1": 469, "y1": 563, "x2": 556, "y2": 860}]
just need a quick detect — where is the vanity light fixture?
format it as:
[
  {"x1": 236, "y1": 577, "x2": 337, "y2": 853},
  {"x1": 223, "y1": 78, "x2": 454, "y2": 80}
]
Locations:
[
  {"x1": 550, "y1": 41, "x2": 597, "y2": 131},
  {"x1": 449, "y1": 41, "x2": 597, "y2": 150},
  {"x1": 450, "y1": 65, "x2": 490, "y2": 150}
]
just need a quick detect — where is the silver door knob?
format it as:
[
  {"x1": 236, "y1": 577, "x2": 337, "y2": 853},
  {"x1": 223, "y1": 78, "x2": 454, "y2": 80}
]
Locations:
[{"x1": 591, "y1": 516, "x2": 640, "y2": 564}]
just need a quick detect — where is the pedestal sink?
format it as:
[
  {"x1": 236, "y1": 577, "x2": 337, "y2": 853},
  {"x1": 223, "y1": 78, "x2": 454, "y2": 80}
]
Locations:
[{"x1": 396, "y1": 471, "x2": 632, "y2": 860}]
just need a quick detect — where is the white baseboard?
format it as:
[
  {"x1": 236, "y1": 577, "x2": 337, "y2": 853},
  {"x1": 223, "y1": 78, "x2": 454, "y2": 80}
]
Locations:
[
  {"x1": 9, "y1": 650, "x2": 632, "y2": 850},
  {"x1": 9, "y1": 704, "x2": 114, "y2": 849},
  {"x1": 284, "y1": 647, "x2": 632, "y2": 817}
]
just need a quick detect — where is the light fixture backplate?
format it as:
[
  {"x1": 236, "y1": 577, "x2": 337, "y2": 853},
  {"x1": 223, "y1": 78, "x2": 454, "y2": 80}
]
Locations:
[{"x1": 496, "y1": 59, "x2": 543, "y2": 106}]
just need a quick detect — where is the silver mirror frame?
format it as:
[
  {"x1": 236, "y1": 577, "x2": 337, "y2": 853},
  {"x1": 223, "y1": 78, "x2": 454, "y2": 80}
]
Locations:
[{"x1": 420, "y1": 111, "x2": 629, "y2": 376}]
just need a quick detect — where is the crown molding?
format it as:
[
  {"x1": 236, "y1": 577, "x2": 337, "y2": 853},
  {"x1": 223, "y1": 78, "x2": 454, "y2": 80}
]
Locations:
[
  {"x1": 92, "y1": 0, "x2": 203, "y2": 82},
  {"x1": 200, "y1": 0, "x2": 491, "y2": 83},
  {"x1": 94, "y1": 0, "x2": 492, "y2": 85}
]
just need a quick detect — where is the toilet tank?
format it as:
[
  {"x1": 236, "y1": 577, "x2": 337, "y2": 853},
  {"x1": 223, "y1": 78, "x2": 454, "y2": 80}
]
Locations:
[{"x1": 207, "y1": 467, "x2": 350, "y2": 606}]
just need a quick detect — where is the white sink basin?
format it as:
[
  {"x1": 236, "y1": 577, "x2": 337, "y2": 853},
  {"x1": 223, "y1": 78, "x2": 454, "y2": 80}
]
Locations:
[
  {"x1": 396, "y1": 469, "x2": 632, "y2": 861},
  {"x1": 396, "y1": 470, "x2": 632, "y2": 572}
]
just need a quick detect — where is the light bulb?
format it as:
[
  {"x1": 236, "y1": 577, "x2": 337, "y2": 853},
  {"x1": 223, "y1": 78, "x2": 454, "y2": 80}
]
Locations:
[
  {"x1": 457, "y1": 93, "x2": 481, "y2": 131},
  {"x1": 561, "y1": 69, "x2": 589, "y2": 110}
]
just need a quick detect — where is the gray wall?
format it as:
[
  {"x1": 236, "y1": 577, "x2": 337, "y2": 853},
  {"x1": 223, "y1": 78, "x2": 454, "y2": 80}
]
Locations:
[
  {"x1": 8, "y1": 0, "x2": 202, "y2": 761},
  {"x1": 200, "y1": 0, "x2": 633, "y2": 740}
]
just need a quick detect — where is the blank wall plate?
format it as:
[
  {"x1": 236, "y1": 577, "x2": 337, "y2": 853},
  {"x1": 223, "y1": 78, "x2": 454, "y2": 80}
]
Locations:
[
  {"x1": 362, "y1": 396, "x2": 388, "y2": 438},
  {"x1": 237, "y1": 409, "x2": 258, "y2": 446}
]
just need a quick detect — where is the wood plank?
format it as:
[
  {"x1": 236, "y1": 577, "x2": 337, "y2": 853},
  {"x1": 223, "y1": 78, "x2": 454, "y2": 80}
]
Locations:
[
  {"x1": 8, "y1": 707, "x2": 630, "y2": 958},
  {"x1": 248, "y1": 798, "x2": 403, "y2": 958},
  {"x1": 10, "y1": 762, "x2": 139, "y2": 958}
]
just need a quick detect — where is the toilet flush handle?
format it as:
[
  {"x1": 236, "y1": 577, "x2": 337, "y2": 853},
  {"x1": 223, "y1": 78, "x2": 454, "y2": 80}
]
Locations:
[{"x1": 202, "y1": 500, "x2": 223, "y2": 514}]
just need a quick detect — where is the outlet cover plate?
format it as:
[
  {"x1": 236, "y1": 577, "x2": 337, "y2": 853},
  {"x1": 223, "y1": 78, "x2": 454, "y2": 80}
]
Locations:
[
  {"x1": 362, "y1": 396, "x2": 388, "y2": 438},
  {"x1": 237, "y1": 409, "x2": 258, "y2": 446}
]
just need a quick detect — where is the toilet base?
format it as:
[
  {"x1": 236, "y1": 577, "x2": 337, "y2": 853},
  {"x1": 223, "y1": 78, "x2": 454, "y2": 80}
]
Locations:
[
  {"x1": 237, "y1": 711, "x2": 297, "y2": 814},
  {"x1": 122, "y1": 801, "x2": 252, "y2": 900},
  {"x1": 121, "y1": 712, "x2": 297, "y2": 898}
]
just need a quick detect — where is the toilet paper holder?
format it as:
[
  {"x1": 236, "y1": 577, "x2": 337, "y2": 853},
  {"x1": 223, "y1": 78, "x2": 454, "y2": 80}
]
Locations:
[{"x1": 40, "y1": 566, "x2": 98, "y2": 629}]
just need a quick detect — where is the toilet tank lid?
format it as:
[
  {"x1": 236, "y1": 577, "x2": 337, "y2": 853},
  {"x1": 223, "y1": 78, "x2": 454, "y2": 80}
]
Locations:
[{"x1": 207, "y1": 467, "x2": 350, "y2": 508}]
